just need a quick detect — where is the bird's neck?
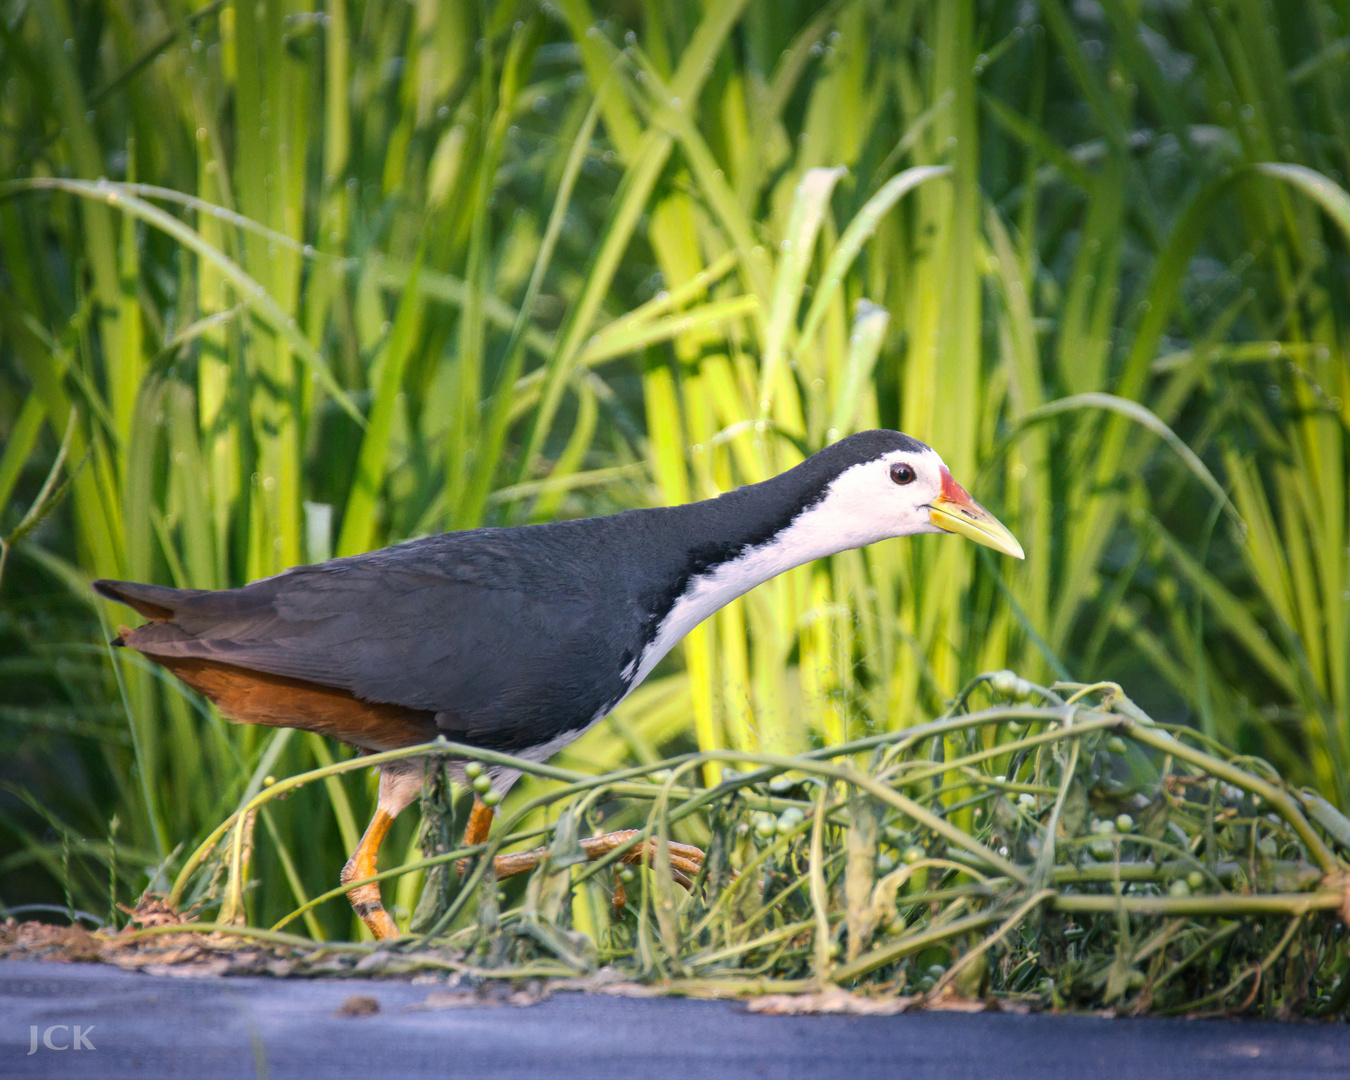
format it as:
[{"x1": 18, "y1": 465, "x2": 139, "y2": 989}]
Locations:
[
  {"x1": 626, "y1": 467, "x2": 863, "y2": 687},
  {"x1": 675, "y1": 484, "x2": 856, "y2": 611}
]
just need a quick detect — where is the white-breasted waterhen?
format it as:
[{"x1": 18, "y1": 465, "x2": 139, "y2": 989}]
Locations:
[{"x1": 94, "y1": 430, "x2": 1022, "y2": 939}]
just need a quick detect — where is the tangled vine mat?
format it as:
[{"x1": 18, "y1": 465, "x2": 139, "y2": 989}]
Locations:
[{"x1": 7, "y1": 676, "x2": 1350, "y2": 1021}]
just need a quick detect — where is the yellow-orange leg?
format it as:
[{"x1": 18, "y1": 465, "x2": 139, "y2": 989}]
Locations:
[
  {"x1": 341, "y1": 809, "x2": 399, "y2": 940},
  {"x1": 456, "y1": 797, "x2": 496, "y2": 877},
  {"x1": 341, "y1": 762, "x2": 424, "y2": 941}
]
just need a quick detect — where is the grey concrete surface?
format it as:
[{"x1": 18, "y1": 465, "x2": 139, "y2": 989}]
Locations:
[{"x1": 2, "y1": 959, "x2": 1347, "y2": 1079}]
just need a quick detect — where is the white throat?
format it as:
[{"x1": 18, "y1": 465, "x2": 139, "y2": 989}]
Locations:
[{"x1": 626, "y1": 481, "x2": 898, "y2": 690}]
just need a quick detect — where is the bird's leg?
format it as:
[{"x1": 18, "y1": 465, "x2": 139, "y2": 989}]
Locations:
[
  {"x1": 341, "y1": 761, "x2": 423, "y2": 941},
  {"x1": 342, "y1": 810, "x2": 399, "y2": 940},
  {"x1": 455, "y1": 797, "x2": 495, "y2": 877},
  {"x1": 492, "y1": 830, "x2": 706, "y2": 892}
]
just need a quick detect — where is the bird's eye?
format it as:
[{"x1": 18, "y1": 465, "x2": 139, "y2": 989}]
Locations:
[{"x1": 890, "y1": 462, "x2": 916, "y2": 485}]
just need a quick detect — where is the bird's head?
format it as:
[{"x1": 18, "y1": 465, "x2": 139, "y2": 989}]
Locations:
[{"x1": 795, "y1": 431, "x2": 1025, "y2": 560}]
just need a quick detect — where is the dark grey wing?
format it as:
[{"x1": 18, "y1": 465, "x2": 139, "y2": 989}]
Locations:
[{"x1": 96, "y1": 551, "x2": 639, "y2": 752}]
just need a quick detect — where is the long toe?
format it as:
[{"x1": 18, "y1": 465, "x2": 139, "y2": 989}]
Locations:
[
  {"x1": 583, "y1": 831, "x2": 706, "y2": 890},
  {"x1": 486, "y1": 830, "x2": 707, "y2": 889},
  {"x1": 491, "y1": 846, "x2": 547, "y2": 880}
]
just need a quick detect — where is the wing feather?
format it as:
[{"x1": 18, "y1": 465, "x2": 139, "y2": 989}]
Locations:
[{"x1": 96, "y1": 529, "x2": 640, "y2": 753}]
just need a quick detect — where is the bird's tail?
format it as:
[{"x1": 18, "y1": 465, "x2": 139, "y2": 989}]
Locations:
[{"x1": 92, "y1": 578, "x2": 182, "y2": 621}]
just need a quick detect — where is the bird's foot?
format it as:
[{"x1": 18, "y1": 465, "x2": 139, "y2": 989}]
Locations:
[{"x1": 491, "y1": 829, "x2": 706, "y2": 894}]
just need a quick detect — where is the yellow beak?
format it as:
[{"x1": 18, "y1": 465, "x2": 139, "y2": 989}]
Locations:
[{"x1": 928, "y1": 467, "x2": 1025, "y2": 560}]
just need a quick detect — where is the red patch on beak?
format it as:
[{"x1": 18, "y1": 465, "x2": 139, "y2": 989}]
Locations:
[{"x1": 939, "y1": 466, "x2": 973, "y2": 507}]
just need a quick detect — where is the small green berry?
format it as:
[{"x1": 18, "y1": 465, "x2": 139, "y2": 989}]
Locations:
[
  {"x1": 989, "y1": 670, "x2": 1018, "y2": 696},
  {"x1": 901, "y1": 845, "x2": 924, "y2": 865},
  {"x1": 1106, "y1": 736, "x2": 1128, "y2": 755},
  {"x1": 1127, "y1": 969, "x2": 1146, "y2": 990},
  {"x1": 619, "y1": 867, "x2": 636, "y2": 884},
  {"x1": 1186, "y1": 870, "x2": 1205, "y2": 891},
  {"x1": 464, "y1": 761, "x2": 484, "y2": 780},
  {"x1": 471, "y1": 773, "x2": 493, "y2": 794},
  {"x1": 1115, "y1": 814, "x2": 1134, "y2": 834},
  {"x1": 481, "y1": 789, "x2": 502, "y2": 808},
  {"x1": 1168, "y1": 879, "x2": 1191, "y2": 898},
  {"x1": 753, "y1": 813, "x2": 776, "y2": 838}
]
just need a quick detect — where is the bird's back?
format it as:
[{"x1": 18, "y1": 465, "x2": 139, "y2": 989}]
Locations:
[{"x1": 97, "y1": 511, "x2": 687, "y2": 752}]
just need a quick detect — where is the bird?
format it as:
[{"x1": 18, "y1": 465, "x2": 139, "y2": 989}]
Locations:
[{"x1": 94, "y1": 429, "x2": 1023, "y2": 939}]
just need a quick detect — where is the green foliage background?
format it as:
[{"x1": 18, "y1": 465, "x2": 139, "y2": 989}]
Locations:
[{"x1": 1, "y1": 0, "x2": 1348, "y2": 940}]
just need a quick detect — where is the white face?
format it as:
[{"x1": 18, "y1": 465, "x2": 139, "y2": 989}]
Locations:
[
  {"x1": 801, "y1": 444, "x2": 1025, "y2": 562},
  {"x1": 793, "y1": 446, "x2": 949, "y2": 555}
]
